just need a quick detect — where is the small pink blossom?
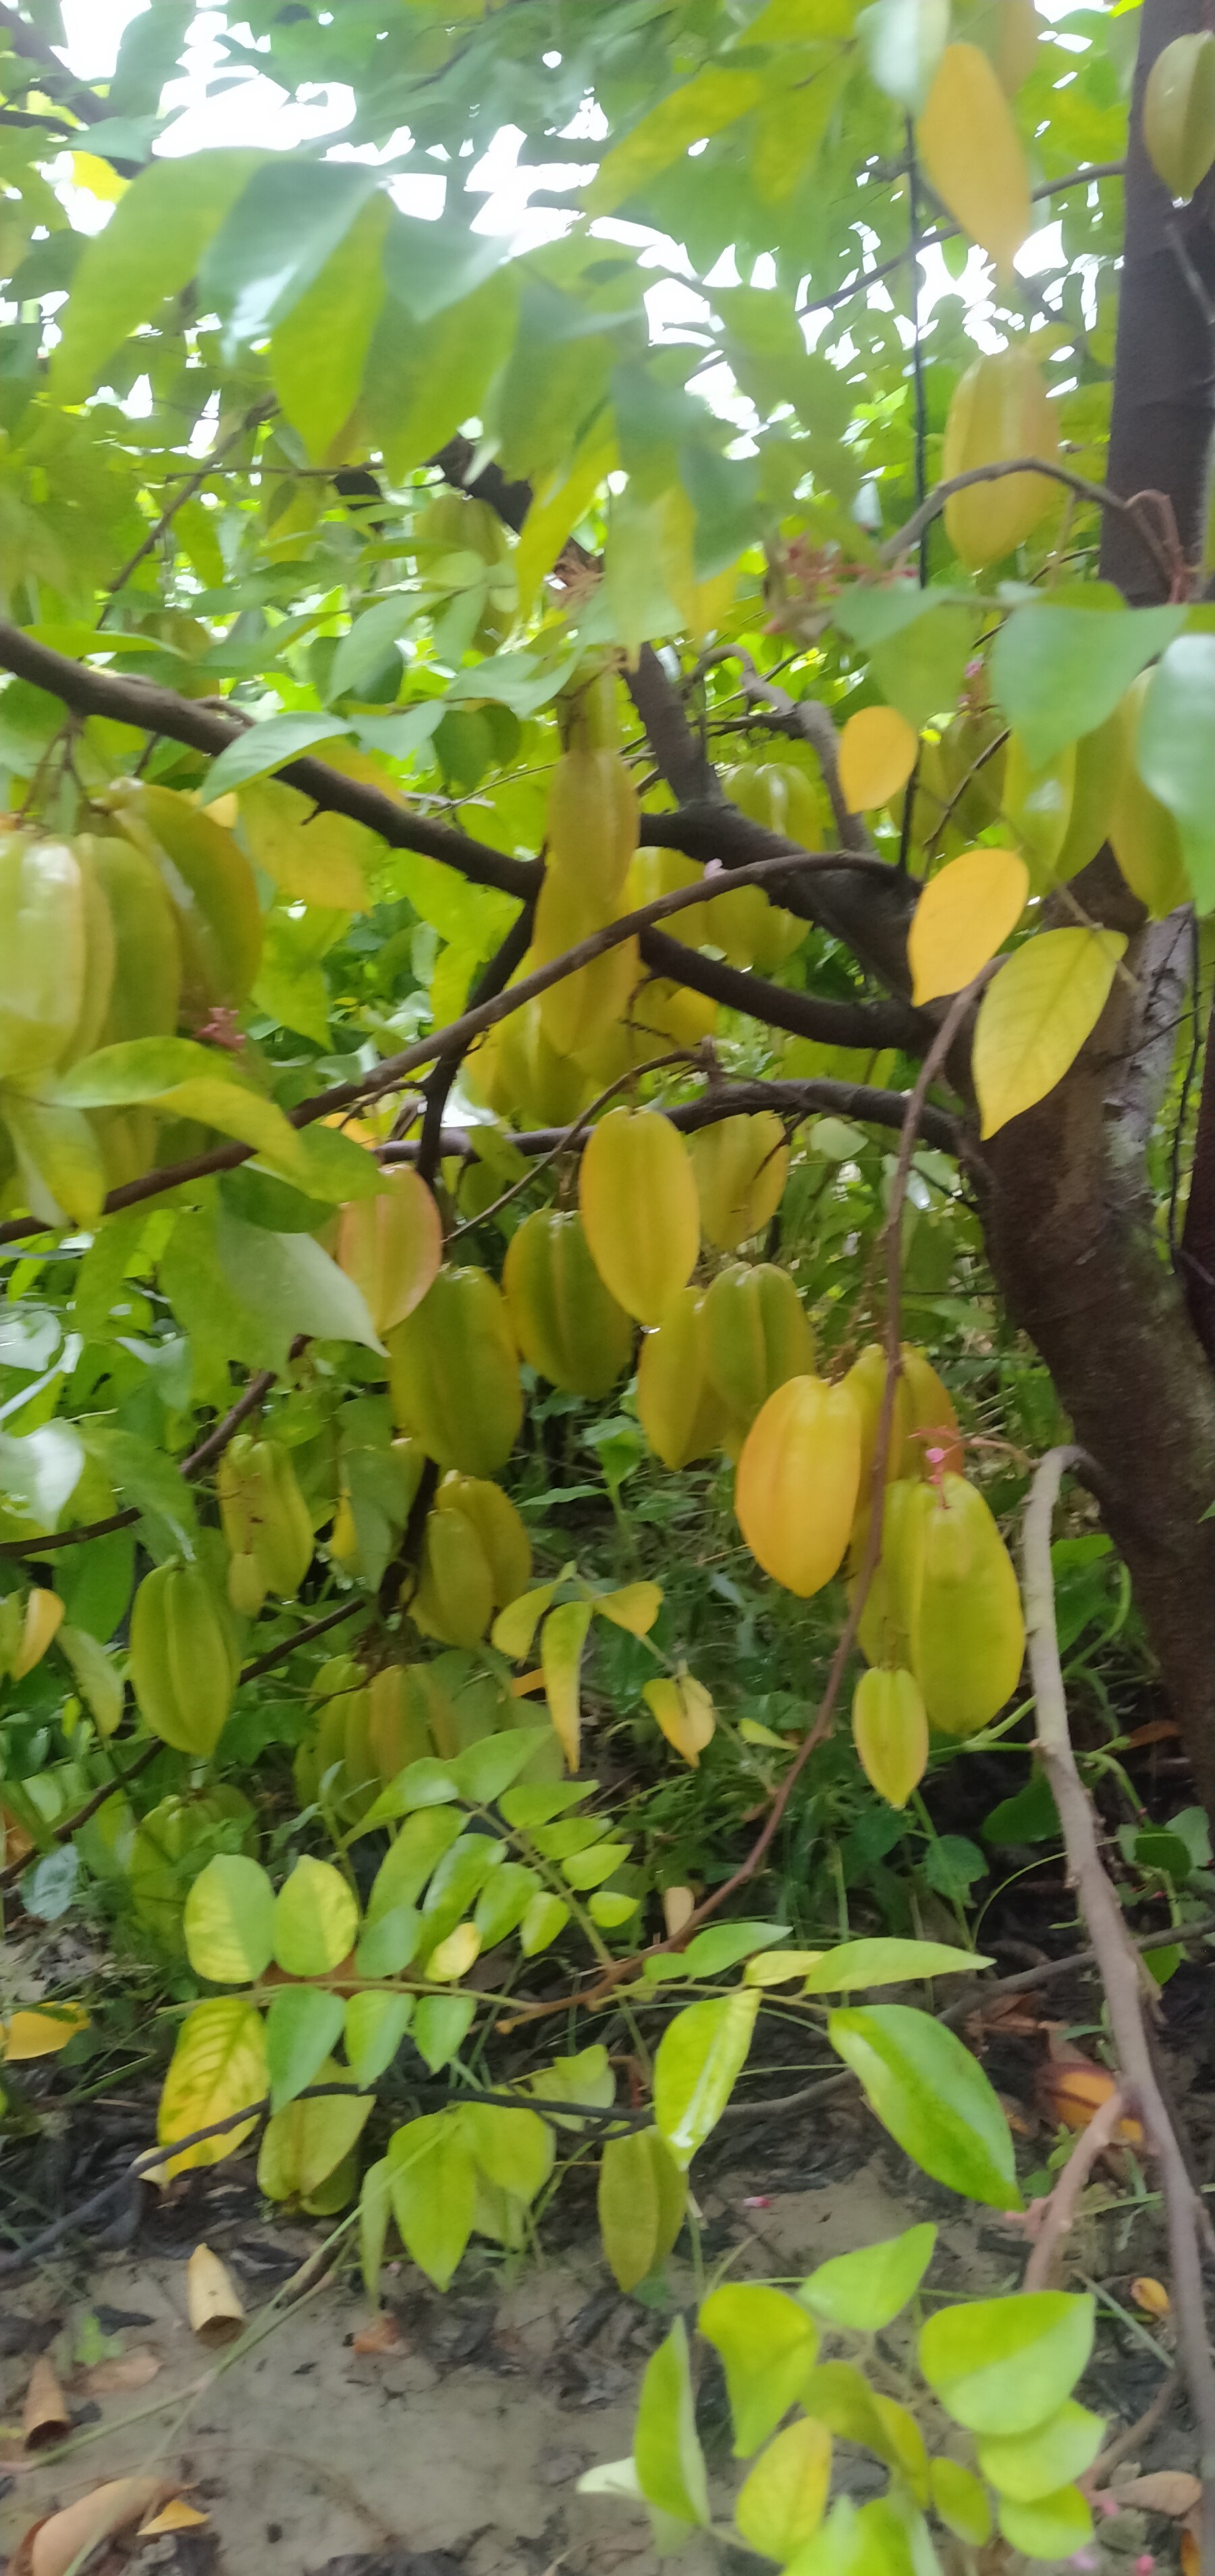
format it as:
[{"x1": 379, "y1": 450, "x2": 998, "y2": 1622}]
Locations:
[
  {"x1": 1135, "y1": 2556, "x2": 1156, "y2": 2573},
  {"x1": 741, "y1": 2195, "x2": 773, "y2": 2209}
]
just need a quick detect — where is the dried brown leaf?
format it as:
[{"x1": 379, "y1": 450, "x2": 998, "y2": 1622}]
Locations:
[
  {"x1": 29, "y1": 2478, "x2": 171, "y2": 2576},
  {"x1": 186, "y1": 2242, "x2": 244, "y2": 2346},
  {"x1": 22, "y1": 2355, "x2": 70, "y2": 2450},
  {"x1": 352, "y1": 2314, "x2": 403, "y2": 2355},
  {"x1": 1115, "y1": 2472, "x2": 1202, "y2": 2517},
  {"x1": 137, "y1": 2501, "x2": 208, "y2": 2537},
  {"x1": 80, "y1": 2350, "x2": 161, "y2": 2396}
]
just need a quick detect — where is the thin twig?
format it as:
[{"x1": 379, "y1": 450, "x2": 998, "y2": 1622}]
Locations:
[
  {"x1": 100, "y1": 400, "x2": 276, "y2": 621},
  {"x1": 0, "y1": 1364, "x2": 281, "y2": 1560},
  {"x1": 1023, "y1": 1447, "x2": 1215, "y2": 2561},
  {"x1": 1022, "y1": 2085, "x2": 1129, "y2": 2291},
  {"x1": 813, "y1": 162, "x2": 1126, "y2": 313},
  {"x1": 883, "y1": 460, "x2": 1175, "y2": 587},
  {"x1": 1092, "y1": 2370, "x2": 1181, "y2": 2484}
]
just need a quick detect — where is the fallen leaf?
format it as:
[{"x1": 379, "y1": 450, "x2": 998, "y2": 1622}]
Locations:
[
  {"x1": 186, "y1": 2242, "x2": 245, "y2": 2346},
  {"x1": 138, "y1": 2500, "x2": 209, "y2": 2536},
  {"x1": 3, "y1": 2006, "x2": 88, "y2": 2063},
  {"x1": 1181, "y1": 2521, "x2": 1199, "y2": 2576},
  {"x1": 662, "y1": 1885, "x2": 696, "y2": 1938},
  {"x1": 351, "y1": 2313, "x2": 403, "y2": 2355},
  {"x1": 1125, "y1": 1720, "x2": 1180, "y2": 1747},
  {"x1": 80, "y1": 2350, "x2": 161, "y2": 2395},
  {"x1": 1036, "y1": 2051, "x2": 1145, "y2": 2146},
  {"x1": 29, "y1": 2478, "x2": 171, "y2": 2576},
  {"x1": 1129, "y1": 2277, "x2": 1170, "y2": 2319},
  {"x1": 1114, "y1": 2473, "x2": 1200, "y2": 2517},
  {"x1": 23, "y1": 2355, "x2": 70, "y2": 2450}
]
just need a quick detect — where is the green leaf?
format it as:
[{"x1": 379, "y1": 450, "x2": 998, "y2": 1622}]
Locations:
[
  {"x1": 366, "y1": 1810, "x2": 464, "y2": 1918},
  {"x1": 382, "y1": 205, "x2": 516, "y2": 324},
  {"x1": 699, "y1": 2285, "x2": 819, "y2": 2456},
  {"x1": 202, "y1": 715, "x2": 354, "y2": 804},
  {"x1": 997, "y1": 2485, "x2": 1094, "y2": 2561},
  {"x1": 460, "y1": 2101, "x2": 554, "y2": 2203},
  {"x1": 0, "y1": 1423, "x2": 83, "y2": 1530},
  {"x1": 1138, "y1": 634, "x2": 1215, "y2": 910},
  {"x1": 273, "y1": 1856, "x2": 359, "y2": 1978},
  {"x1": 828, "y1": 2005, "x2": 1022, "y2": 2209},
  {"x1": 357, "y1": 1761, "x2": 461, "y2": 1836},
  {"x1": 360, "y1": 2154, "x2": 392, "y2": 2303},
  {"x1": 919, "y1": 2292, "x2": 1094, "y2": 2436},
  {"x1": 634, "y1": 2318, "x2": 709, "y2": 2527},
  {"x1": 645, "y1": 1921, "x2": 790, "y2": 1982},
  {"x1": 598, "y1": 2127, "x2": 686, "y2": 2292},
  {"x1": 56, "y1": 1623, "x2": 124, "y2": 1738},
  {"x1": 873, "y1": 600, "x2": 976, "y2": 732},
  {"x1": 973, "y1": 928, "x2": 1126, "y2": 1138},
  {"x1": 258, "y1": 2057, "x2": 369, "y2": 2201},
  {"x1": 858, "y1": 0, "x2": 950, "y2": 109},
  {"x1": 473, "y1": 1862, "x2": 541, "y2": 1947},
  {"x1": 589, "y1": 68, "x2": 765, "y2": 214},
  {"x1": 802, "y1": 1939, "x2": 989, "y2": 1991},
  {"x1": 271, "y1": 195, "x2": 389, "y2": 462},
  {"x1": 152, "y1": 1080, "x2": 319, "y2": 1190},
  {"x1": 80, "y1": 1425, "x2": 196, "y2": 1554},
  {"x1": 977, "y1": 2400, "x2": 1104, "y2": 2500},
  {"x1": 800, "y1": 2224, "x2": 936, "y2": 2332},
  {"x1": 183, "y1": 1855, "x2": 276, "y2": 1985},
  {"x1": 412, "y1": 1993, "x2": 476, "y2": 2072},
  {"x1": 53, "y1": 151, "x2": 265, "y2": 401},
  {"x1": 991, "y1": 599, "x2": 1184, "y2": 770},
  {"x1": 797, "y1": 2363, "x2": 889, "y2": 2454},
  {"x1": 518, "y1": 1890, "x2": 570, "y2": 1955},
  {"x1": 364, "y1": 269, "x2": 518, "y2": 485},
  {"x1": 929, "y1": 2459, "x2": 991, "y2": 2546},
  {"x1": 735, "y1": 2417, "x2": 832, "y2": 2563},
  {"x1": 344, "y1": 1989, "x2": 413, "y2": 2088},
  {"x1": 55, "y1": 1036, "x2": 246, "y2": 1108},
  {"x1": 653, "y1": 1989, "x2": 761, "y2": 2169},
  {"x1": 388, "y1": 2111, "x2": 476, "y2": 2287},
  {"x1": 265, "y1": 1983, "x2": 346, "y2": 2114},
  {"x1": 452, "y1": 1729, "x2": 551, "y2": 1806},
  {"x1": 199, "y1": 159, "x2": 379, "y2": 344},
  {"x1": 215, "y1": 1208, "x2": 383, "y2": 1355},
  {"x1": 354, "y1": 1908, "x2": 421, "y2": 1979}
]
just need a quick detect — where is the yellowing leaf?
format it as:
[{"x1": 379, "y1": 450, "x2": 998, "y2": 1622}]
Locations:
[
  {"x1": 917, "y1": 44, "x2": 1031, "y2": 276},
  {"x1": 514, "y1": 422, "x2": 616, "y2": 622},
  {"x1": 138, "y1": 2502, "x2": 209, "y2": 2537},
  {"x1": 10, "y1": 1586, "x2": 64, "y2": 1679},
  {"x1": 595, "y1": 1581, "x2": 663, "y2": 1637},
  {"x1": 238, "y1": 776, "x2": 371, "y2": 910},
  {"x1": 427, "y1": 1920, "x2": 482, "y2": 1981},
  {"x1": 70, "y1": 153, "x2": 130, "y2": 202},
  {"x1": 588, "y1": 68, "x2": 764, "y2": 215},
  {"x1": 644, "y1": 1673, "x2": 716, "y2": 1767},
  {"x1": 155, "y1": 1997, "x2": 268, "y2": 2177},
  {"x1": 2, "y1": 2003, "x2": 88, "y2": 2061},
  {"x1": 735, "y1": 2417, "x2": 833, "y2": 2560},
  {"x1": 493, "y1": 1579, "x2": 559, "y2": 1660},
  {"x1": 909, "y1": 847, "x2": 1029, "y2": 1003},
  {"x1": 838, "y1": 705, "x2": 919, "y2": 812},
  {"x1": 973, "y1": 927, "x2": 1126, "y2": 1137},
  {"x1": 541, "y1": 1599, "x2": 592, "y2": 1769}
]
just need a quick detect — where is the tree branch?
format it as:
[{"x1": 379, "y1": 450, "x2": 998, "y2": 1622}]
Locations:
[
  {"x1": 389, "y1": 1079, "x2": 959, "y2": 1182},
  {"x1": 1021, "y1": 2085, "x2": 1129, "y2": 2291},
  {"x1": 639, "y1": 925, "x2": 925, "y2": 1053},
  {"x1": 0, "y1": 1361, "x2": 282, "y2": 1560},
  {"x1": 0, "y1": 620, "x2": 539, "y2": 904},
  {"x1": 415, "y1": 901, "x2": 536, "y2": 1186},
  {"x1": 882, "y1": 460, "x2": 1177, "y2": 587},
  {"x1": 693, "y1": 643, "x2": 870, "y2": 856},
  {"x1": 1023, "y1": 1445, "x2": 1215, "y2": 2560}
]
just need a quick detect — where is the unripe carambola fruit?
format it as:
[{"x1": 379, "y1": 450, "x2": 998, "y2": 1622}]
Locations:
[
  {"x1": 546, "y1": 742, "x2": 639, "y2": 910},
  {"x1": 700, "y1": 1262, "x2": 814, "y2": 1430},
  {"x1": 637, "y1": 1288, "x2": 730, "y2": 1469},
  {"x1": 388, "y1": 1265, "x2": 522, "y2": 1475},
  {"x1": 437, "y1": 1473, "x2": 531, "y2": 1608},
  {"x1": 130, "y1": 1559, "x2": 240, "y2": 1756},
  {"x1": 900, "y1": 1347, "x2": 963, "y2": 1479},
  {"x1": 715, "y1": 765, "x2": 817, "y2": 968},
  {"x1": 468, "y1": 997, "x2": 595, "y2": 1128},
  {"x1": 105, "y1": 781, "x2": 262, "y2": 1014},
  {"x1": 578, "y1": 1107, "x2": 701, "y2": 1325},
  {"x1": 853, "y1": 1666, "x2": 929, "y2": 1810},
  {"x1": 1143, "y1": 30, "x2": 1215, "y2": 203},
  {"x1": 217, "y1": 1434, "x2": 315, "y2": 1605},
  {"x1": 503, "y1": 1208, "x2": 634, "y2": 1398},
  {"x1": 1108, "y1": 674, "x2": 1189, "y2": 918},
  {"x1": 335, "y1": 1168, "x2": 443, "y2": 1337},
  {"x1": 412, "y1": 1502, "x2": 495, "y2": 1647},
  {"x1": 937, "y1": 709, "x2": 1007, "y2": 841},
  {"x1": 942, "y1": 349, "x2": 1058, "y2": 570},
  {"x1": 907, "y1": 1473, "x2": 1026, "y2": 1735},
  {"x1": 88, "y1": 835, "x2": 182, "y2": 1045},
  {"x1": 367, "y1": 1662, "x2": 433, "y2": 1784},
  {"x1": 0, "y1": 834, "x2": 86, "y2": 1078},
  {"x1": 59, "y1": 843, "x2": 116, "y2": 1069},
  {"x1": 576, "y1": 978, "x2": 718, "y2": 1086},
  {"x1": 687, "y1": 1113, "x2": 788, "y2": 1252},
  {"x1": 626, "y1": 846, "x2": 711, "y2": 950},
  {"x1": 532, "y1": 872, "x2": 639, "y2": 1059},
  {"x1": 1005, "y1": 720, "x2": 1120, "y2": 891},
  {"x1": 735, "y1": 1375, "x2": 862, "y2": 1597},
  {"x1": 855, "y1": 1479, "x2": 924, "y2": 1667},
  {"x1": 842, "y1": 1345, "x2": 912, "y2": 1535}
]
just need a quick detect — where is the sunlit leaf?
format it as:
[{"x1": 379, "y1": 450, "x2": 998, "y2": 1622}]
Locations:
[
  {"x1": 973, "y1": 928, "x2": 1126, "y2": 1138},
  {"x1": 909, "y1": 849, "x2": 1029, "y2": 1003}
]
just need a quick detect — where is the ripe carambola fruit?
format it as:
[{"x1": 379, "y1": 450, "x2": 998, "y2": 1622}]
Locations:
[
  {"x1": 468, "y1": 995, "x2": 595, "y2": 1128},
  {"x1": 687, "y1": 1113, "x2": 789, "y2": 1253},
  {"x1": 844, "y1": 1344, "x2": 963, "y2": 1512},
  {"x1": 1143, "y1": 31, "x2": 1215, "y2": 203},
  {"x1": 217, "y1": 1434, "x2": 315, "y2": 1611},
  {"x1": 942, "y1": 349, "x2": 1058, "y2": 571},
  {"x1": 87, "y1": 835, "x2": 182, "y2": 1045},
  {"x1": 412, "y1": 1473, "x2": 532, "y2": 1646},
  {"x1": 900, "y1": 1473, "x2": 1025, "y2": 1735},
  {"x1": 545, "y1": 741, "x2": 639, "y2": 911},
  {"x1": 531, "y1": 871, "x2": 639, "y2": 1058},
  {"x1": 502, "y1": 1209, "x2": 633, "y2": 1398},
  {"x1": 735, "y1": 1375, "x2": 862, "y2": 1597},
  {"x1": 637, "y1": 1289, "x2": 730, "y2": 1469},
  {"x1": 853, "y1": 1666, "x2": 929, "y2": 1810},
  {"x1": 105, "y1": 781, "x2": 262, "y2": 1014},
  {"x1": 578, "y1": 1107, "x2": 701, "y2": 1325},
  {"x1": 626, "y1": 846, "x2": 711, "y2": 950},
  {"x1": 1108, "y1": 675, "x2": 1189, "y2": 918},
  {"x1": 335, "y1": 1168, "x2": 442, "y2": 1336},
  {"x1": 700, "y1": 1262, "x2": 813, "y2": 1429},
  {"x1": 388, "y1": 1265, "x2": 522, "y2": 1475},
  {"x1": 0, "y1": 834, "x2": 86, "y2": 1077},
  {"x1": 129, "y1": 1559, "x2": 240, "y2": 1756}
]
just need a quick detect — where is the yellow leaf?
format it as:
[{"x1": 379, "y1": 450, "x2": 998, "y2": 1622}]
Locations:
[
  {"x1": 427, "y1": 1921, "x2": 482, "y2": 1981},
  {"x1": 3, "y1": 2003, "x2": 88, "y2": 2061},
  {"x1": 155, "y1": 1997, "x2": 268, "y2": 2178},
  {"x1": 973, "y1": 927, "x2": 1126, "y2": 1137},
  {"x1": 909, "y1": 847, "x2": 1029, "y2": 1003},
  {"x1": 838, "y1": 706, "x2": 919, "y2": 812},
  {"x1": 514, "y1": 422, "x2": 616, "y2": 622},
  {"x1": 139, "y1": 2502, "x2": 209, "y2": 2538},
  {"x1": 595, "y1": 1581, "x2": 664, "y2": 1638},
  {"x1": 10, "y1": 1587, "x2": 64, "y2": 1679},
  {"x1": 917, "y1": 44, "x2": 1031, "y2": 275},
  {"x1": 744, "y1": 1950, "x2": 827, "y2": 1986},
  {"x1": 541, "y1": 1599, "x2": 593, "y2": 1770},
  {"x1": 71, "y1": 152, "x2": 129, "y2": 202},
  {"x1": 492, "y1": 1579, "x2": 559, "y2": 1660},
  {"x1": 736, "y1": 2417, "x2": 833, "y2": 2560},
  {"x1": 238, "y1": 776, "x2": 370, "y2": 911},
  {"x1": 643, "y1": 1672, "x2": 716, "y2": 1767}
]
